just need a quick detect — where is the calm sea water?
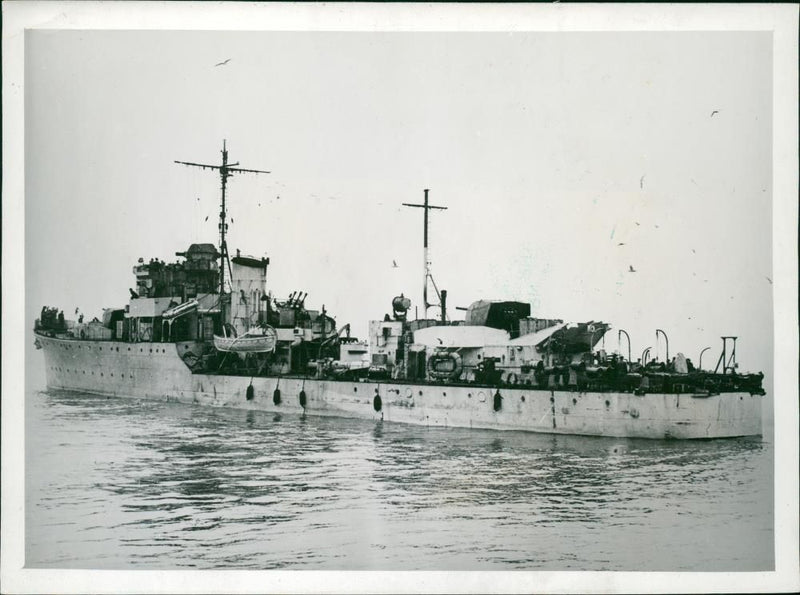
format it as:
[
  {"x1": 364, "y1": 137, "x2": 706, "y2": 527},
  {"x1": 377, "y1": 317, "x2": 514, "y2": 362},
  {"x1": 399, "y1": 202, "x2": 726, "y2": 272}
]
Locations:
[{"x1": 26, "y1": 388, "x2": 774, "y2": 571}]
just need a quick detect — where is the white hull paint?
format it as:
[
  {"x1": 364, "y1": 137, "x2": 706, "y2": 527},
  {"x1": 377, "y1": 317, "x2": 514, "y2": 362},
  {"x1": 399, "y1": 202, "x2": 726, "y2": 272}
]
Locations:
[{"x1": 38, "y1": 335, "x2": 762, "y2": 440}]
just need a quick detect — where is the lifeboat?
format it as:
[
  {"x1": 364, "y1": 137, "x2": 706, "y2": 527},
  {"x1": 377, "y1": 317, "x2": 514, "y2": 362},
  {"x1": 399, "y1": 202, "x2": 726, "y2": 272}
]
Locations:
[{"x1": 213, "y1": 325, "x2": 277, "y2": 353}]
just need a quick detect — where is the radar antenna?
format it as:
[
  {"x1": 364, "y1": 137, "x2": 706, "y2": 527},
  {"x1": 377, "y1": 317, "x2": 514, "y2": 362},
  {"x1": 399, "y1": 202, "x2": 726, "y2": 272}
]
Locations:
[
  {"x1": 175, "y1": 140, "x2": 270, "y2": 299},
  {"x1": 403, "y1": 189, "x2": 448, "y2": 320}
]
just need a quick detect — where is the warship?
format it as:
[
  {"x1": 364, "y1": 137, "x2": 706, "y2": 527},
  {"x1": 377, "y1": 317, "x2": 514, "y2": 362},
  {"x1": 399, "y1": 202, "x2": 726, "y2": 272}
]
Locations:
[{"x1": 34, "y1": 142, "x2": 765, "y2": 439}]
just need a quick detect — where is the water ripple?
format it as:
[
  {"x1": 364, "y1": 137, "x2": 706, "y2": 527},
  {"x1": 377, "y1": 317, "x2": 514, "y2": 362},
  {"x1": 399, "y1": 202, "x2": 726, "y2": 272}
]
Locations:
[{"x1": 26, "y1": 390, "x2": 773, "y2": 570}]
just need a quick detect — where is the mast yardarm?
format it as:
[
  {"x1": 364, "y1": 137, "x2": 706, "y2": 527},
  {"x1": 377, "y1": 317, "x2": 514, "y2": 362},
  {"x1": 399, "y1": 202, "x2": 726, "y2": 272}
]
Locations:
[
  {"x1": 403, "y1": 189, "x2": 447, "y2": 319},
  {"x1": 175, "y1": 140, "x2": 270, "y2": 300}
]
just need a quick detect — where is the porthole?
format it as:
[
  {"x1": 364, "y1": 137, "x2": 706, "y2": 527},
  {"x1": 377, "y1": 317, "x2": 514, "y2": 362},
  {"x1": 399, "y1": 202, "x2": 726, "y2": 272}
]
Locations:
[
  {"x1": 100, "y1": 373, "x2": 103, "y2": 377},
  {"x1": 442, "y1": 392, "x2": 447, "y2": 397},
  {"x1": 353, "y1": 386, "x2": 358, "y2": 393},
  {"x1": 605, "y1": 400, "x2": 610, "y2": 407},
  {"x1": 521, "y1": 395, "x2": 526, "y2": 402},
  {"x1": 128, "y1": 348, "x2": 131, "y2": 351},
  {"x1": 573, "y1": 398, "x2": 577, "y2": 405},
  {"x1": 418, "y1": 390, "x2": 423, "y2": 396},
  {"x1": 467, "y1": 393, "x2": 472, "y2": 398}
]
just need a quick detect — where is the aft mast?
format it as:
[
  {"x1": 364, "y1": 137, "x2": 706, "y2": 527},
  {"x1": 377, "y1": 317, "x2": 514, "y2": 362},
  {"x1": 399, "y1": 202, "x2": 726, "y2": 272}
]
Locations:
[
  {"x1": 403, "y1": 189, "x2": 448, "y2": 320},
  {"x1": 175, "y1": 141, "x2": 270, "y2": 321}
]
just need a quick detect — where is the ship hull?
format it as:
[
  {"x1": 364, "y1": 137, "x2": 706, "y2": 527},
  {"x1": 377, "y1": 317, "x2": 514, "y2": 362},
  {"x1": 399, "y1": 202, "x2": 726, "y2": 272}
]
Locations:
[{"x1": 37, "y1": 334, "x2": 763, "y2": 440}]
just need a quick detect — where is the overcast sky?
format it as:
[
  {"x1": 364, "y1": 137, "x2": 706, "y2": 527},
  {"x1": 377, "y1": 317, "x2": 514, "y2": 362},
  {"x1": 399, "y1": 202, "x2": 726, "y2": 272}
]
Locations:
[{"x1": 25, "y1": 29, "x2": 773, "y2": 382}]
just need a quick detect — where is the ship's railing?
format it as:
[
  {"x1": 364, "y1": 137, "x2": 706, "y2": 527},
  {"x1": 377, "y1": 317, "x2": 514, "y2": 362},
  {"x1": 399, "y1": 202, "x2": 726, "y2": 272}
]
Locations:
[{"x1": 176, "y1": 347, "x2": 764, "y2": 395}]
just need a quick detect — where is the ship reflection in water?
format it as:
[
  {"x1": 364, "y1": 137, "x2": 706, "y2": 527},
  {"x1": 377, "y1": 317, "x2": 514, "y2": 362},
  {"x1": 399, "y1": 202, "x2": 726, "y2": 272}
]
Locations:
[{"x1": 26, "y1": 389, "x2": 773, "y2": 571}]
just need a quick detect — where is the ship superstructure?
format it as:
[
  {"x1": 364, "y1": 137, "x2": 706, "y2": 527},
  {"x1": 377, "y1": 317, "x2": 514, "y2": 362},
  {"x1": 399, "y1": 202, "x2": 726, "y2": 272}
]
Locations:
[{"x1": 34, "y1": 142, "x2": 765, "y2": 439}]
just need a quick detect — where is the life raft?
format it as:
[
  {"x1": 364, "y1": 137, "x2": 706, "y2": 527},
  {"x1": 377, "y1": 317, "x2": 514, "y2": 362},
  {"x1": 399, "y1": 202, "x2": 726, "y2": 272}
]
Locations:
[{"x1": 427, "y1": 351, "x2": 463, "y2": 381}]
